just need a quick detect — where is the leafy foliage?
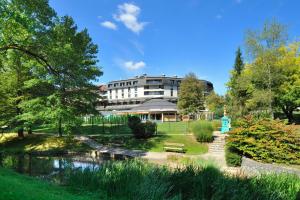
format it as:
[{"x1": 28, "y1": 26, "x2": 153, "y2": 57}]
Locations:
[
  {"x1": 226, "y1": 21, "x2": 300, "y2": 122},
  {"x1": 64, "y1": 159, "x2": 300, "y2": 200},
  {"x1": 178, "y1": 73, "x2": 205, "y2": 115},
  {"x1": 190, "y1": 120, "x2": 214, "y2": 142},
  {"x1": 227, "y1": 116, "x2": 300, "y2": 164},
  {"x1": 205, "y1": 91, "x2": 225, "y2": 119},
  {"x1": 128, "y1": 116, "x2": 157, "y2": 138},
  {"x1": 225, "y1": 146, "x2": 242, "y2": 167}
]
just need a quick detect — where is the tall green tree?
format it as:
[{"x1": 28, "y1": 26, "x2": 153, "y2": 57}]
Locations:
[
  {"x1": 43, "y1": 16, "x2": 102, "y2": 136},
  {"x1": 234, "y1": 47, "x2": 244, "y2": 75},
  {"x1": 274, "y1": 43, "x2": 300, "y2": 122},
  {"x1": 227, "y1": 47, "x2": 248, "y2": 118},
  {"x1": 0, "y1": 0, "x2": 56, "y2": 137},
  {"x1": 245, "y1": 20, "x2": 288, "y2": 118},
  {"x1": 178, "y1": 73, "x2": 205, "y2": 115},
  {"x1": 205, "y1": 91, "x2": 225, "y2": 118}
]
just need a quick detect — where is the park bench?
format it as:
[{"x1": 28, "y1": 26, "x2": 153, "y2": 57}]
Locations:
[{"x1": 163, "y1": 142, "x2": 186, "y2": 153}]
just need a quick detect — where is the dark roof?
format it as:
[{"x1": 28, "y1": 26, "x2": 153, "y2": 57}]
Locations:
[{"x1": 130, "y1": 99, "x2": 177, "y2": 112}]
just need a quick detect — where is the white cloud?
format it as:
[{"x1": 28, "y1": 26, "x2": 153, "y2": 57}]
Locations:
[
  {"x1": 123, "y1": 61, "x2": 146, "y2": 70},
  {"x1": 114, "y1": 3, "x2": 147, "y2": 34},
  {"x1": 101, "y1": 21, "x2": 117, "y2": 30}
]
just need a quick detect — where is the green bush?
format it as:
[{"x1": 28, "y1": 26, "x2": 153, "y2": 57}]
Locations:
[
  {"x1": 227, "y1": 115, "x2": 300, "y2": 164},
  {"x1": 225, "y1": 146, "x2": 242, "y2": 167},
  {"x1": 191, "y1": 120, "x2": 214, "y2": 142},
  {"x1": 128, "y1": 115, "x2": 141, "y2": 130},
  {"x1": 128, "y1": 116, "x2": 156, "y2": 138},
  {"x1": 64, "y1": 159, "x2": 300, "y2": 200}
]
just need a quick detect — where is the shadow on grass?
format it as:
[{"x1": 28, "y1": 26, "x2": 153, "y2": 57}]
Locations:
[
  {"x1": 91, "y1": 134, "x2": 171, "y2": 152},
  {"x1": 0, "y1": 134, "x2": 91, "y2": 153}
]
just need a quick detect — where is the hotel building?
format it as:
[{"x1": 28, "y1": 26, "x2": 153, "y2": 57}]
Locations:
[{"x1": 97, "y1": 74, "x2": 213, "y2": 121}]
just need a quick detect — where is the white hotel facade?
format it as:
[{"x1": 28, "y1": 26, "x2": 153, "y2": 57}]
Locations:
[{"x1": 97, "y1": 74, "x2": 214, "y2": 121}]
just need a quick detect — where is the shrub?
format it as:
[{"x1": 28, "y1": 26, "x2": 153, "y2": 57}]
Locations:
[
  {"x1": 128, "y1": 116, "x2": 156, "y2": 138},
  {"x1": 227, "y1": 115, "x2": 300, "y2": 164},
  {"x1": 191, "y1": 120, "x2": 214, "y2": 142},
  {"x1": 225, "y1": 146, "x2": 242, "y2": 167},
  {"x1": 128, "y1": 115, "x2": 141, "y2": 130}
]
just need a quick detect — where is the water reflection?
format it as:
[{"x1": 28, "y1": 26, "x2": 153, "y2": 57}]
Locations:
[{"x1": 0, "y1": 153, "x2": 125, "y2": 184}]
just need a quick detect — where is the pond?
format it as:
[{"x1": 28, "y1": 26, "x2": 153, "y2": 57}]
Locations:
[{"x1": 0, "y1": 153, "x2": 128, "y2": 184}]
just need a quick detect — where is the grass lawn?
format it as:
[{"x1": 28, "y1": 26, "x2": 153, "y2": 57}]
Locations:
[
  {"x1": 0, "y1": 133, "x2": 92, "y2": 153},
  {"x1": 33, "y1": 121, "x2": 192, "y2": 135},
  {"x1": 91, "y1": 134, "x2": 208, "y2": 155},
  {"x1": 0, "y1": 168, "x2": 97, "y2": 200},
  {"x1": 157, "y1": 121, "x2": 191, "y2": 134}
]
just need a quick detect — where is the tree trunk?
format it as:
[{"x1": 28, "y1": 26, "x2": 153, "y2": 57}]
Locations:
[
  {"x1": 58, "y1": 117, "x2": 62, "y2": 137},
  {"x1": 18, "y1": 127, "x2": 24, "y2": 138},
  {"x1": 28, "y1": 125, "x2": 32, "y2": 135},
  {"x1": 282, "y1": 107, "x2": 294, "y2": 124}
]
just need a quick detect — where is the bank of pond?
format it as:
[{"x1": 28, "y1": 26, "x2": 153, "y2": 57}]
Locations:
[{"x1": 0, "y1": 152, "x2": 299, "y2": 200}]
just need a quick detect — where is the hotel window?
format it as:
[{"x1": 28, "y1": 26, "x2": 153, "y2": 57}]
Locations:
[
  {"x1": 121, "y1": 89, "x2": 124, "y2": 98},
  {"x1": 170, "y1": 80, "x2": 175, "y2": 85},
  {"x1": 128, "y1": 87, "x2": 131, "y2": 98},
  {"x1": 126, "y1": 81, "x2": 131, "y2": 86},
  {"x1": 134, "y1": 86, "x2": 138, "y2": 97},
  {"x1": 113, "y1": 83, "x2": 119, "y2": 87},
  {"x1": 171, "y1": 88, "x2": 173, "y2": 96},
  {"x1": 146, "y1": 79, "x2": 162, "y2": 84},
  {"x1": 133, "y1": 81, "x2": 138, "y2": 85},
  {"x1": 115, "y1": 89, "x2": 118, "y2": 99},
  {"x1": 159, "y1": 85, "x2": 164, "y2": 89},
  {"x1": 144, "y1": 91, "x2": 164, "y2": 95}
]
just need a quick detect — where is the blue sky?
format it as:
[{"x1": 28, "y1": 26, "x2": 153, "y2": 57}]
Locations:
[{"x1": 49, "y1": 0, "x2": 300, "y2": 95}]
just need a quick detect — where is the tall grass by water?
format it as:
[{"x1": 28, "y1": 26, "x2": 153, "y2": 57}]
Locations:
[{"x1": 64, "y1": 159, "x2": 300, "y2": 200}]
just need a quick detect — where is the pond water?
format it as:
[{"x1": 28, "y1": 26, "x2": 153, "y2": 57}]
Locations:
[{"x1": 0, "y1": 153, "x2": 127, "y2": 184}]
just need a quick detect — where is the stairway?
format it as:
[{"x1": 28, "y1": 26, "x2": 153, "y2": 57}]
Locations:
[{"x1": 208, "y1": 131, "x2": 226, "y2": 155}]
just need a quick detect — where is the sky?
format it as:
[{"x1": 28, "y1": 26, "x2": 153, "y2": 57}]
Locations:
[{"x1": 49, "y1": 0, "x2": 300, "y2": 95}]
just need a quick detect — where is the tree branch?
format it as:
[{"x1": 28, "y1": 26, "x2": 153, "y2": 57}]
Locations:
[{"x1": 0, "y1": 44, "x2": 58, "y2": 76}]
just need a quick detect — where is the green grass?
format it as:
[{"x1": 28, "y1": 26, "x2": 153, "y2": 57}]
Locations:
[
  {"x1": 190, "y1": 120, "x2": 214, "y2": 142},
  {"x1": 33, "y1": 124, "x2": 132, "y2": 135},
  {"x1": 64, "y1": 159, "x2": 300, "y2": 200},
  {"x1": 0, "y1": 133, "x2": 92, "y2": 153},
  {"x1": 91, "y1": 134, "x2": 208, "y2": 155},
  {"x1": 157, "y1": 121, "x2": 190, "y2": 134},
  {"x1": 0, "y1": 168, "x2": 98, "y2": 200},
  {"x1": 33, "y1": 121, "x2": 191, "y2": 135}
]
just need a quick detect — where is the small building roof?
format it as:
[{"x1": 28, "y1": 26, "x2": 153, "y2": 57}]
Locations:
[{"x1": 130, "y1": 98, "x2": 178, "y2": 112}]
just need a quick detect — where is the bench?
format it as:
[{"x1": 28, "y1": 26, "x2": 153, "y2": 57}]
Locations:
[{"x1": 163, "y1": 142, "x2": 186, "y2": 153}]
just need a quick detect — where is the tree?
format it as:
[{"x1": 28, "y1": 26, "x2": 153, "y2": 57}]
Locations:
[
  {"x1": 0, "y1": 0, "x2": 56, "y2": 137},
  {"x1": 226, "y1": 48, "x2": 248, "y2": 118},
  {"x1": 274, "y1": 43, "x2": 300, "y2": 122},
  {"x1": 43, "y1": 16, "x2": 102, "y2": 136},
  {"x1": 245, "y1": 20, "x2": 288, "y2": 118},
  {"x1": 178, "y1": 73, "x2": 205, "y2": 115},
  {"x1": 205, "y1": 91, "x2": 225, "y2": 118},
  {"x1": 234, "y1": 47, "x2": 244, "y2": 75}
]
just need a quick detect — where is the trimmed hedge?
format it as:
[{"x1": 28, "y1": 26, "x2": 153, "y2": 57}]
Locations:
[
  {"x1": 191, "y1": 120, "x2": 214, "y2": 142},
  {"x1": 226, "y1": 116, "x2": 300, "y2": 165}
]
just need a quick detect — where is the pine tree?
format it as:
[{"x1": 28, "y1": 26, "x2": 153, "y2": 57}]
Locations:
[{"x1": 234, "y1": 47, "x2": 244, "y2": 75}]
